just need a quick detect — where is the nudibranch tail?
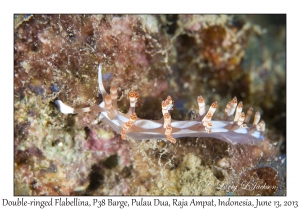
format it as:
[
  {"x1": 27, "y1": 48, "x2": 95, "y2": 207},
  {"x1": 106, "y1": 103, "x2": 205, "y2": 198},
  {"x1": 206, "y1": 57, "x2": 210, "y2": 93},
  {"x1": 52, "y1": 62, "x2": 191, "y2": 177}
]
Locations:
[{"x1": 55, "y1": 64, "x2": 266, "y2": 145}]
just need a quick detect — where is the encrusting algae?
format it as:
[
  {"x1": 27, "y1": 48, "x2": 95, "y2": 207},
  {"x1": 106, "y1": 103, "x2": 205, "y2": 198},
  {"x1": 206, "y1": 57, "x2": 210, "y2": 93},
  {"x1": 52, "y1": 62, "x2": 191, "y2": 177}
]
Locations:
[{"x1": 14, "y1": 14, "x2": 286, "y2": 195}]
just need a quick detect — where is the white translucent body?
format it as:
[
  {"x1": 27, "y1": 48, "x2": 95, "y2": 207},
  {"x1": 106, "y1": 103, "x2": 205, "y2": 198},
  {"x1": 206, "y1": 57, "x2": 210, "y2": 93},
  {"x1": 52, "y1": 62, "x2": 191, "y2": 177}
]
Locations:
[{"x1": 55, "y1": 64, "x2": 265, "y2": 145}]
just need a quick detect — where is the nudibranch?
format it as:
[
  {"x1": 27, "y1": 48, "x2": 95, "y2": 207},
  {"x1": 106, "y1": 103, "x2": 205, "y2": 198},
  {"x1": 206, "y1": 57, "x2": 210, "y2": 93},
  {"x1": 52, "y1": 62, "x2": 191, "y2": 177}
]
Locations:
[{"x1": 55, "y1": 64, "x2": 265, "y2": 145}]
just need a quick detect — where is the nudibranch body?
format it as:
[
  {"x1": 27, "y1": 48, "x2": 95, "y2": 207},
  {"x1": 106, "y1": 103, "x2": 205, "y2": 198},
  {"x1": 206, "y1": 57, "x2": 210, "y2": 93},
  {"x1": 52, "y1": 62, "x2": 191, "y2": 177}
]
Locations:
[{"x1": 55, "y1": 64, "x2": 265, "y2": 145}]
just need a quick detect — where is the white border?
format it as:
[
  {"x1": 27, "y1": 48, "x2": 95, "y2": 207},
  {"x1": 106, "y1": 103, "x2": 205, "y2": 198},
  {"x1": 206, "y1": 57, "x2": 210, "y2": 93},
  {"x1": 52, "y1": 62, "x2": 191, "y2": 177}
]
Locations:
[{"x1": 2, "y1": 0, "x2": 297, "y2": 209}]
